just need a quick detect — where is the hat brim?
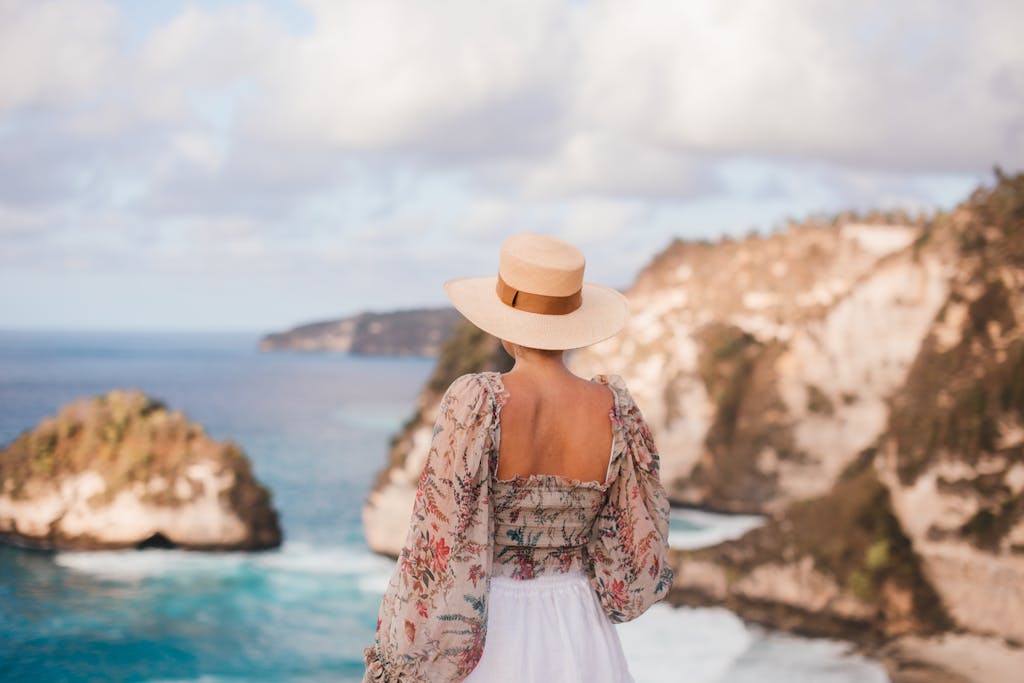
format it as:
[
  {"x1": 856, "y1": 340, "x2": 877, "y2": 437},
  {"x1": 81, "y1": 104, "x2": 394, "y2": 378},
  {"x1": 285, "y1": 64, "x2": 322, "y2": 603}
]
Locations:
[{"x1": 443, "y1": 276, "x2": 630, "y2": 351}]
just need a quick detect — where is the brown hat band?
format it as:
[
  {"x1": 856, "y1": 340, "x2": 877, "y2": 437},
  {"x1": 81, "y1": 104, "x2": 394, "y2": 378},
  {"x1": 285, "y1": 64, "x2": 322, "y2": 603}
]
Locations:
[{"x1": 496, "y1": 274, "x2": 583, "y2": 315}]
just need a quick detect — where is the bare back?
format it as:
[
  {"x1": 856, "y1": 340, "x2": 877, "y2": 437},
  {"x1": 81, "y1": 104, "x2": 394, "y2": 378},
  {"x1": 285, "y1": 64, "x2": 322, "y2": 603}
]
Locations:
[{"x1": 495, "y1": 372, "x2": 616, "y2": 484}]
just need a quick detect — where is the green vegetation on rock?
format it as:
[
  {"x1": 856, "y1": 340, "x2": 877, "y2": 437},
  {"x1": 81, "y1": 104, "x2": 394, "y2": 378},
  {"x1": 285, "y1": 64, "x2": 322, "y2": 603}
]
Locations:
[
  {"x1": 885, "y1": 171, "x2": 1024, "y2": 552},
  {"x1": 427, "y1": 321, "x2": 514, "y2": 394},
  {"x1": 0, "y1": 388, "x2": 281, "y2": 551},
  {"x1": 692, "y1": 323, "x2": 796, "y2": 511},
  {"x1": 674, "y1": 450, "x2": 951, "y2": 643},
  {"x1": 377, "y1": 320, "x2": 513, "y2": 490},
  {"x1": 669, "y1": 171, "x2": 1023, "y2": 647},
  {"x1": 787, "y1": 455, "x2": 948, "y2": 630}
]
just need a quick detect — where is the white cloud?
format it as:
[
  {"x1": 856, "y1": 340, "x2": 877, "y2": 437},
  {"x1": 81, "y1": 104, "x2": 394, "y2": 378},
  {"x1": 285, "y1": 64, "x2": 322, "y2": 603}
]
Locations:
[
  {"x1": 0, "y1": 203, "x2": 53, "y2": 239},
  {"x1": 0, "y1": 0, "x2": 1021, "y2": 330},
  {"x1": 570, "y1": 0, "x2": 1023, "y2": 172},
  {"x1": 456, "y1": 197, "x2": 519, "y2": 240},
  {"x1": 521, "y1": 131, "x2": 718, "y2": 198},
  {"x1": 0, "y1": 0, "x2": 118, "y2": 110},
  {"x1": 239, "y1": 0, "x2": 1024, "y2": 184},
  {"x1": 255, "y1": 0, "x2": 569, "y2": 151},
  {"x1": 3, "y1": 0, "x2": 1019, "y2": 204},
  {"x1": 559, "y1": 197, "x2": 651, "y2": 247}
]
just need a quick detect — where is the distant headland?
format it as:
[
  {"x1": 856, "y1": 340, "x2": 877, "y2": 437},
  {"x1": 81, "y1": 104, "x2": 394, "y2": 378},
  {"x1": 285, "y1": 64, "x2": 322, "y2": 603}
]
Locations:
[{"x1": 258, "y1": 307, "x2": 461, "y2": 357}]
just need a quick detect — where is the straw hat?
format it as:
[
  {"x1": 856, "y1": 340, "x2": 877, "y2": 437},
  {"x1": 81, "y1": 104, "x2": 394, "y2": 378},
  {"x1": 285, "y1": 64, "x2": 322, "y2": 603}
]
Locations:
[{"x1": 443, "y1": 233, "x2": 629, "y2": 350}]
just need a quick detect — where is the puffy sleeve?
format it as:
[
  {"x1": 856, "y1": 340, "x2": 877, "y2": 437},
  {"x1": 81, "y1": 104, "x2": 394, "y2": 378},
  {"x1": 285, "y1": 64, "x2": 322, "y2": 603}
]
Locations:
[
  {"x1": 363, "y1": 373, "x2": 496, "y2": 682},
  {"x1": 585, "y1": 375, "x2": 674, "y2": 623}
]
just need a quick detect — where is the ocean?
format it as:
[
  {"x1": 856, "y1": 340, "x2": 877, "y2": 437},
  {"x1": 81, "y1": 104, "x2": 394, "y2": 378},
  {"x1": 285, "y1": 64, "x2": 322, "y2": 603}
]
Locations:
[{"x1": 0, "y1": 330, "x2": 889, "y2": 682}]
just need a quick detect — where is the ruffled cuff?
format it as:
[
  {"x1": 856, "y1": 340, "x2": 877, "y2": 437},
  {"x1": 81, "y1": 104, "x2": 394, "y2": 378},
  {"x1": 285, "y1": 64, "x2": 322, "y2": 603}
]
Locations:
[{"x1": 362, "y1": 645, "x2": 387, "y2": 682}]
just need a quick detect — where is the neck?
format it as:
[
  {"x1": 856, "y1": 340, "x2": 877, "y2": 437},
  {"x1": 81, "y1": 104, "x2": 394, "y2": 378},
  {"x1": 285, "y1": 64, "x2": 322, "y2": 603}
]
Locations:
[{"x1": 508, "y1": 347, "x2": 570, "y2": 380}]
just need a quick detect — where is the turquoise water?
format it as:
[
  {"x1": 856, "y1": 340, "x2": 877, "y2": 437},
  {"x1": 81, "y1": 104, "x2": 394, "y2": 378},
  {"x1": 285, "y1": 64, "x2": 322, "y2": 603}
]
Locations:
[
  {"x1": 0, "y1": 330, "x2": 430, "y2": 681},
  {"x1": 0, "y1": 330, "x2": 889, "y2": 682}
]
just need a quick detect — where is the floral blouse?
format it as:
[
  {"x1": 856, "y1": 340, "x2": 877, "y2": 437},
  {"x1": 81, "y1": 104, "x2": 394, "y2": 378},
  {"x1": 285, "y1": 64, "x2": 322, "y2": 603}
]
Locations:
[{"x1": 362, "y1": 372, "x2": 673, "y2": 682}]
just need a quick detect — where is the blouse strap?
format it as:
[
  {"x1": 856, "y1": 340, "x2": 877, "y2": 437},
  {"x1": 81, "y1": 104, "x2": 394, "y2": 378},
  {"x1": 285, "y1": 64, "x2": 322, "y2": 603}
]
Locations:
[{"x1": 591, "y1": 373, "x2": 630, "y2": 418}]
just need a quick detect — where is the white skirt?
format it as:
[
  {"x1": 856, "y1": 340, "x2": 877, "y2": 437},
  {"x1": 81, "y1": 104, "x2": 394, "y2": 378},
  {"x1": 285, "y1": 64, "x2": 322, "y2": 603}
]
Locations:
[{"x1": 462, "y1": 570, "x2": 635, "y2": 683}]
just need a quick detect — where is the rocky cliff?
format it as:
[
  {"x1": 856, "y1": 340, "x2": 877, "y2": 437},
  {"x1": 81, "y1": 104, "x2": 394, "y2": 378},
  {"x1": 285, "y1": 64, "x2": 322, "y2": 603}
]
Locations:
[
  {"x1": 570, "y1": 211, "x2": 948, "y2": 513},
  {"x1": 363, "y1": 173, "x2": 1024, "y2": 674},
  {"x1": 0, "y1": 388, "x2": 282, "y2": 551},
  {"x1": 876, "y1": 173, "x2": 1024, "y2": 644},
  {"x1": 666, "y1": 172, "x2": 1024, "y2": 677},
  {"x1": 259, "y1": 307, "x2": 461, "y2": 357}
]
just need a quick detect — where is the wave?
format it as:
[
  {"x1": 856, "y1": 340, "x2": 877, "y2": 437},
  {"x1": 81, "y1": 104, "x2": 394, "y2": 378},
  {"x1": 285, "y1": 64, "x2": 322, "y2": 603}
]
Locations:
[
  {"x1": 53, "y1": 541, "x2": 888, "y2": 683},
  {"x1": 54, "y1": 541, "x2": 395, "y2": 583},
  {"x1": 669, "y1": 508, "x2": 765, "y2": 549}
]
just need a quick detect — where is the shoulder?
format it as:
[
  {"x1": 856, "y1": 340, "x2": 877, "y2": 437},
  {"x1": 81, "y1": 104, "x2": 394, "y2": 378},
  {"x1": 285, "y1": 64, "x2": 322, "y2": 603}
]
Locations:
[
  {"x1": 444, "y1": 372, "x2": 485, "y2": 394},
  {"x1": 444, "y1": 371, "x2": 499, "y2": 396},
  {"x1": 440, "y1": 372, "x2": 503, "y2": 414},
  {"x1": 589, "y1": 373, "x2": 637, "y2": 414},
  {"x1": 591, "y1": 374, "x2": 655, "y2": 451},
  {"x1": 590, "y1": 373, "x2": 627, "y2": 392}
]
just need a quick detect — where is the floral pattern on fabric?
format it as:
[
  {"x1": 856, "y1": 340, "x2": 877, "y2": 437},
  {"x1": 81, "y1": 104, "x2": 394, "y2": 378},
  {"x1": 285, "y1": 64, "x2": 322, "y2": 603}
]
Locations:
[
  {"x1": 585, "y1": 374, "x2": 675, "y2": 624},
  {"x1": 491, "y1": 476, "x2": 607, "y2": 580},
  {"x1": 363, "y1": 372, "x2": 673, "y2": 682},
  {"x1": 362, "y1": 373, "x2": 498, "y2": 683}
]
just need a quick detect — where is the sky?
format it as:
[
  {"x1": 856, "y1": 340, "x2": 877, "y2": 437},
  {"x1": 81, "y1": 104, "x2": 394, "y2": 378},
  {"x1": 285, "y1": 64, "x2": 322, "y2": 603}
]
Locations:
[{"x1": 0, "y1": 0, "x2": 1021, "y2": 333}]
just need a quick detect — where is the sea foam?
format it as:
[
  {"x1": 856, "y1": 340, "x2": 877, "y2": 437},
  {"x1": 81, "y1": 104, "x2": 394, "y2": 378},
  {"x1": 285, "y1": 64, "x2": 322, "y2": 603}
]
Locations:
[
  {"x1": 54, "y1": 542, "x2": 395, "y2": 581},
  {"x1": 669, "y1": 508, "x2": 764, "y2": 549},
  {"x1": 618, "y1": 603, "x2": 889, "y2": 683}
]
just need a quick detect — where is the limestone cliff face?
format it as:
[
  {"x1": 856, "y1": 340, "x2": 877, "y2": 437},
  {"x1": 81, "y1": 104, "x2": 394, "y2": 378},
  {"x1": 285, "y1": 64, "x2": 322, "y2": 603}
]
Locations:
[
  {"x1": 666, "y1": 173, "x2": 1024, "y2": 648},
  {"x1": 874, "y1": 175, "x2": 1024, "y2": 644},
  {"x1": 570, "y1": 217, "x2": 950, "y2": 512},
  {"x1": 0, "y1": 389, "x2": 281, "y2": 551}
]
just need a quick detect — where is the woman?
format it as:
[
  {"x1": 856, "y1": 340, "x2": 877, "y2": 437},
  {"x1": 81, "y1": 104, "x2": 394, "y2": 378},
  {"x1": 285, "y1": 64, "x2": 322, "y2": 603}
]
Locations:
[{"x1": 363, "y1": 233, "x2": 673, "y2": 682}]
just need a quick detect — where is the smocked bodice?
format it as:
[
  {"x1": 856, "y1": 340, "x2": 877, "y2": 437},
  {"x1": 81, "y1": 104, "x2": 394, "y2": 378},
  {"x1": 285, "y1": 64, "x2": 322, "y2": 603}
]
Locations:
[{"x1": 491, "y1": 474, "x2": 608, "y2": 579}]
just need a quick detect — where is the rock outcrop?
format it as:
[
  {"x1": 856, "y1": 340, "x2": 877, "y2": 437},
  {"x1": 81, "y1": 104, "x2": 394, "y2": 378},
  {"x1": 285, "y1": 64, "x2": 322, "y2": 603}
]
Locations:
[
  {"x1": 569, "y1": 213, "x2": 949, "y2": 512},
  {"x1": 668, "y1": 452, "x2": 952, "y2": 646},
  {"x1": 666, "y1": 172, "x2": 1024, "y2": 653},
  {"x1": 875, "y1": 174, "x2": 1024, "y2": 644},
  {"x1": 260, "y1": 307, "x2": 461, "y2": 357},
  {"x1": 0, "y1": 388, "x2": 282, "y2": 551}
]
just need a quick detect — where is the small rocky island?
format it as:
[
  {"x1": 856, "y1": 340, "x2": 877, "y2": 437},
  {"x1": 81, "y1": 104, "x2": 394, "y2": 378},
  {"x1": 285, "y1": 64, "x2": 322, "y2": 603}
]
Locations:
[
  {"x1": 0, "y1": 388, "x2": 281, "y2": 551},
  {"x1": 259, "y1": 307, "x2": 461, "y2": 356}
]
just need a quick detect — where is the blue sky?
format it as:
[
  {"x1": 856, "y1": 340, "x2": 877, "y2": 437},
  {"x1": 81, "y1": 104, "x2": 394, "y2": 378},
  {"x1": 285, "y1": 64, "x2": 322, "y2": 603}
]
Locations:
[{"x1": 1, "y1": 0, "x2": 1021, "y2": 332}]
